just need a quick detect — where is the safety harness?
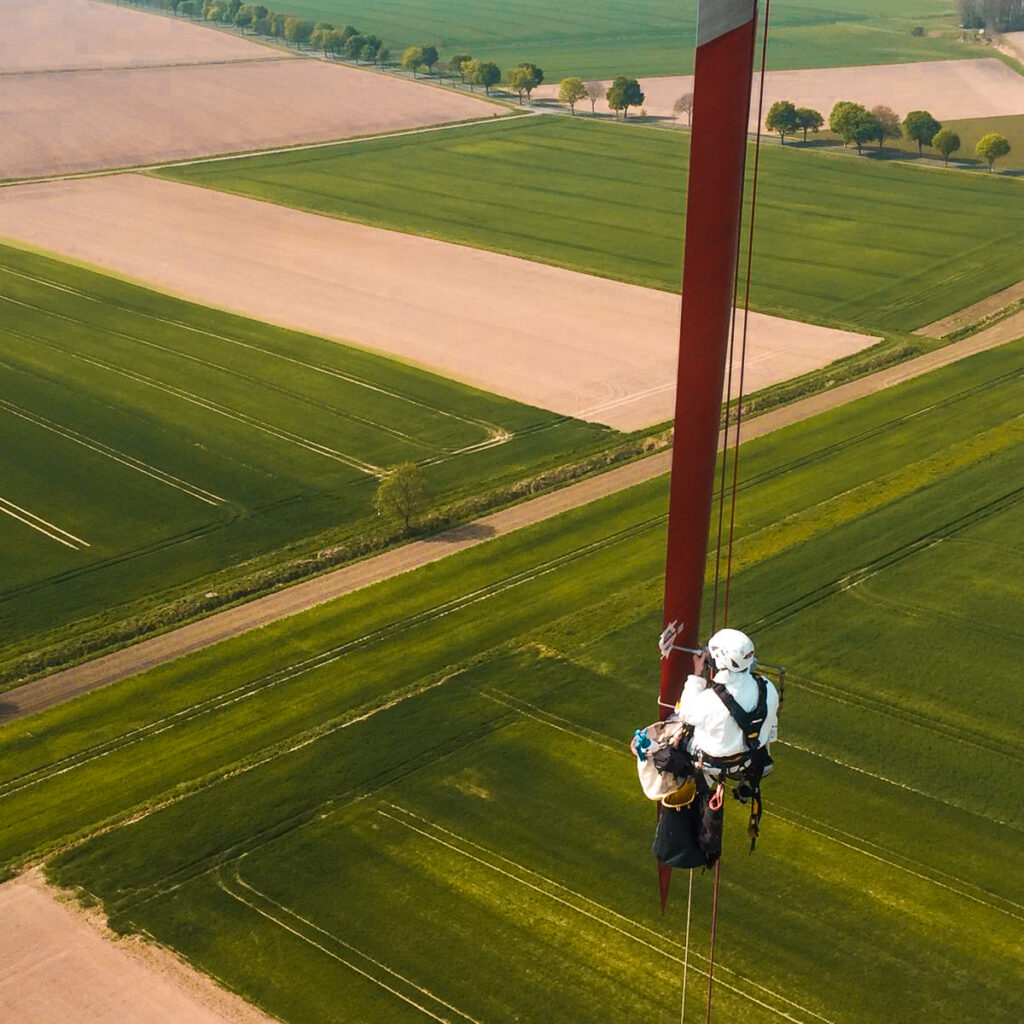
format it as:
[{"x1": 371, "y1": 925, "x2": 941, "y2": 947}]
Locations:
[{"x1": 698, "y1": 674, "x2": 772, "y2": 851}]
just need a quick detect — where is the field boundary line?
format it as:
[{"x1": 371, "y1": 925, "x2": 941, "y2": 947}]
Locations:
[
  {"x1": 0, "y1": 270, "x2": 492, "y2": 456},
  {"x1": 217, "y1": 869, "x2": 473, "y2": 1024},
  {"x1": 0, "y1": 397, "x2": 225, "y2": 506},
  {"x1": 228, "y1": 868, "x2": 484, "y2": 1024},
  {"x1": 0, "y1": 266, "x2": 507, "y2": 450},
  {"x1": 377, "y1": 808, "x2": 828, "y2": 1024},
  {"x1": 0, "y1": 496, "x2": 88, "y2": 550},
  {"x1": 0, "y1": 112, "x2": 535, "y2": 188}
]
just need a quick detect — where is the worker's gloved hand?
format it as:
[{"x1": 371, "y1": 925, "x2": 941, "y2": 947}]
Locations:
[
  {"x1": 692, "y1": 649, "x2": 709, "y2": 677},
  {"x1": 651, "y1": 745, "x2": 692, "y2": 776}
]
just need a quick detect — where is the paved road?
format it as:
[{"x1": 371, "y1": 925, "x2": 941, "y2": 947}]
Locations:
[{"x1": 1, "y1": 321, "x2": 1019, "y2": 724}]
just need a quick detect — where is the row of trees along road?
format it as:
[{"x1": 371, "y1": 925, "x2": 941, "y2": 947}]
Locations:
[
  {"x1": 555, "y1": 76, "x2": 645, "y2": 118},
  {"x1": 766, "y1": 99, "x2": 1012, "y2": 170},
  {"x1": 184, "y1": 1, "x2": 393, "y2": 63},
  {"x1": 151, "y1": 1, "x2": 1019, "y2": 170},
  {"x1": 959, "y1": 0, "x2": 1024, "y2": 31}
]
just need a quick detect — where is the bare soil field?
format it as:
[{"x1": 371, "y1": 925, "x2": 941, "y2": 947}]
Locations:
[
  {"x1": 0, "y1": 174, "x2": 875, "y2": 430},
  {"x1": 536, "y1": 59, "x2": 1024, "y2": 126},
  {"x1": 1, "y1": 60, "x2": 497, "y2": 178},
  {"x1": 0, "y1": 0, "x2": 272, "y2": 73},
  {"x1": 0, "y1": 870, "x2": 276, "y2": 1024}
]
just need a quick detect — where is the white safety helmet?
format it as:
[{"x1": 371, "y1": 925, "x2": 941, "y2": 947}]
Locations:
[{"x1": 707, "y1": 628, "x2": 756, "y2": 674}]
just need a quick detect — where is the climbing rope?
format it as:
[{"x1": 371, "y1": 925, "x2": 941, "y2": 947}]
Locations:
[
  {"x1": 724, "y1": 0, "x2": 773, "y2": 629},
  {"x1": 699, "y1": 3, "x2": 773, "y2": 1021},
  {"x1": 679, "y1": 870, "x2": 694, "y2": 1023}
]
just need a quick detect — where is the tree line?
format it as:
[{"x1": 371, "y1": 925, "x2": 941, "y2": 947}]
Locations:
[
  {"x1": 115, "y1": 0, "x2": 648, "y2": 119},
  {"x1": 959, "y1": 0, "x2": 1024, "y2": 31},
  {"x1": 765, "y1": 99, "x2": 1012, "y2": 170}
]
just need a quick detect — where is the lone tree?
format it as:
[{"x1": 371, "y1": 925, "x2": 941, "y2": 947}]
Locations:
[
  {"x1": 903, "y1": 110, "x2": 942, "y2": 154},
  {"x1": 795, "y1": 106, "x2": 823, "y2": 142},
  {"x1": 558, "y1": 76, "x2": 587, "y2": 115},
  {"x1": 829, "y1": 101, "x2": 877, "y2": 154},
  {"x1": 374, "y1": 463, "x2": 431, "y2": 533},
  {"x1": 765, "y1": 99, "x2": 798, "y2": 144},
  {"x1": 932, "y1": 128, "x2": 962, "y2": 166},
  {"x1": 673, "y1": 92, "x2": 694, "y2": 125},
  {"x1": 584, "y1": 80, "x2": 605, "y2": 113},
  {"x1": 607, "y1": 76, "x2": 644, "y2": 119},
  {"x1": 871, "y1": 105, "x2": 902, "y2": 150},
  {"x1": 976, "y1": 131, "x2": 1011, "y2": 170},
  {"x1": 448, "y1": 53, "x2": 472, "y2": 81}
]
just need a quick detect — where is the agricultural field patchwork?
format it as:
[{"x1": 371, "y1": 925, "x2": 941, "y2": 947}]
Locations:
[
  {"x1": 3, "y1": 338, "x2": 1022, "y2": 1022},
  {"x1": 263, "y1": 0, "x2": 969, "y2": 80},
  {"x1": 0, "y1": 243, "x2": 604, "y2": 659},
  {"x1": 160, "y1": 115, "x2": 1024, "y2": 334}
]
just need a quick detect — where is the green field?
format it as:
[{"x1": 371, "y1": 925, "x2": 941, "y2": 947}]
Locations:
[
  {"x1": 0, "y1": 243, "x2": 605, "y2": 660},
  {"x1": 3, "y1": 336, "x2": 1022, "y2": 1022},
  {"x1": 271, "y1": 0, "x2": 968, "y2": 80},
  {"x1": 159, "y1": 116, "x2": 1024, "y2": 334}
]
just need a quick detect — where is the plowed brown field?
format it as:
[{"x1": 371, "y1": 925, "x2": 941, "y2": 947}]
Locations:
[
  {"x1": 1, "y1": 0, "x2": 274, "y2": 73},
  {"x1": 0, "y1": 174, "x2": 876, "y2": 430},
  {"x1": 1, "y1": 59, "x2": 498, "y2": 178}
]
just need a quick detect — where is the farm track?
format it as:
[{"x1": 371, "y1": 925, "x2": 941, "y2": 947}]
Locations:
[
  {"x1": 6, "y1": 323, "x2": 1021, "y2": 723},
  {"x1": 0, "y1": 518, "x2": 665, "y2": 799}
]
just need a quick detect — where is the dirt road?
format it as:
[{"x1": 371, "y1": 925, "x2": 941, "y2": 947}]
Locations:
[{"x1": 3, "y1": 318, "x2": 1017, "y2": 724}]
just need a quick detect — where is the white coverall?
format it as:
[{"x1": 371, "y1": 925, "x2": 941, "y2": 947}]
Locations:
[{"x1": 677, "y1": 668, "x2": 779, "y2": 759}]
